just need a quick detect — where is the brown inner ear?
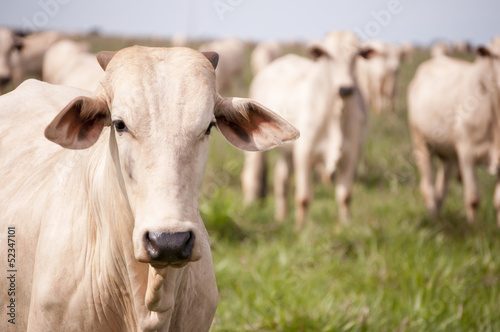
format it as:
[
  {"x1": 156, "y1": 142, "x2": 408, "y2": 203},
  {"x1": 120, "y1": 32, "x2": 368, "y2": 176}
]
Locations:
[
  {"x1": 45, "y1": 97, "x2": 110, "y2": 150},
  {"x1": 215, "y1": 99, "x2": 296, "y2": 152}
]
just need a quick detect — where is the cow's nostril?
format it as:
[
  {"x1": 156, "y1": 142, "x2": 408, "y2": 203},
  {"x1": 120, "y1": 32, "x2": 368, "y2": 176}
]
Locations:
[
  {"x1": 339, "y1": 86, "x2": 354, "y2": 97},
  {"x1": 144, "y1": 231, "x2": 195, "y2": 264}
]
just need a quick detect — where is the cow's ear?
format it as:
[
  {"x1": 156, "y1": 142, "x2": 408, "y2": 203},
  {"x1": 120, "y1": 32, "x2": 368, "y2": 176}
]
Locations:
[
  {"x1": 477, "y1": 46, "x2": 492, "y2": 57},
  {"x1": 97, "y1": 51, "x2": 117, "y2": 70},
  {"x1": 45, "y1": 96, "x2": 110, "y2": 149},
  {"x1": 359, "y1": 47, "x2": 377, "y2": 59},
  {"x1": 214, "y1": 97, "x2": 299, "y2": 151},
  {"x1": 307, "y1": 43, "x2": 329, "y2": 60}
]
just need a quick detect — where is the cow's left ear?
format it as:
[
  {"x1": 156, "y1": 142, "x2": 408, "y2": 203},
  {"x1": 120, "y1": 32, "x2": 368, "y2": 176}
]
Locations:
[
  {"x1": 214, "y1": 97, "x2": 299, "y2": 151},
  {"x1": 45, "y1": 96, "x2": 110, "y2": 149}
]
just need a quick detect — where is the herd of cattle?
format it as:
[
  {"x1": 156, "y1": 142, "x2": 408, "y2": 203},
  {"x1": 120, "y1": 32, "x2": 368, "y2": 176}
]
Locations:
[{"x1": 0, "y1": 27, "x2": 499, "y2": 331}]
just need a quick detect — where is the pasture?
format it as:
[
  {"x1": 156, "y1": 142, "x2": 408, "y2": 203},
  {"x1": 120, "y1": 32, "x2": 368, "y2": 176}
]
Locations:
[{"x1": 8, "y1": 35, "x2": 500, "y2": 331}]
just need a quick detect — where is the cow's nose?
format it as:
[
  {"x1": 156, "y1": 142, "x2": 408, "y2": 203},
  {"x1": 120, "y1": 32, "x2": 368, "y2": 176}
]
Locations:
[
  {"x1": 0, "y1": 76, "x2": 11, "y2": 86},
  {"x1": 144, "y1": 231, "x2": 195, "y2": 264},
  {"x1": 339, "y1": 86, "x2": 354, "y2": 97}
]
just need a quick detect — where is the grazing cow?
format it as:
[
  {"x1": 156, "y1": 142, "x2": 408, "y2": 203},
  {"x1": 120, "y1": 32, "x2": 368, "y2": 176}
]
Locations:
[
  {"x1": 43, "y1": 39, "x2": 104, "y2": 91},
  {"x1": 0, "y1": 46, "x2": 298, "y2": 331},
  {"x1": 407, "y1": 46, "x2": 500, "y2": 225},
  {"x1": 10, "y1": 30, "x2": 62, "y2": 85},
  {"x1": 0, "y1": 28, "x2": 23, "y2": 93},
  {"x1": 199, "y1": 37, "x2": 245, "y2": 92},
  {"x1": 250, "y1": 40, "x2": 282, "y2": 75},
  {"x1": 242, "y1": 31, "x2": 371, "y2": 230},
  {"x1": 356, "y1": 40, "x2": 403, "y2": 113}
]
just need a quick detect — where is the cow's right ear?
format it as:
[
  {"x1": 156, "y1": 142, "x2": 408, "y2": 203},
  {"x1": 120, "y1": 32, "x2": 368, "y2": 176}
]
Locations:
[
  {"x1": 214, "y1": 97, "x2": 299, "y2": 151},
  {"x1": 45, "y1": 96, "x2": 110, "y2": 150}
]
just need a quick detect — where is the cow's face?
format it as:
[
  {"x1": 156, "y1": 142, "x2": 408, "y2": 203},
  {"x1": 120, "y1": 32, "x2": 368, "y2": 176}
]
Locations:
[
  {"x1": 308, "y1": 31, "x2": 375, "y2": 98},
  {"x1": 0, "y1": 29, "x2": 22, "y2": 89},
  {"x1": 45, "y1": 46, "x2": 299, "y2": 268}
]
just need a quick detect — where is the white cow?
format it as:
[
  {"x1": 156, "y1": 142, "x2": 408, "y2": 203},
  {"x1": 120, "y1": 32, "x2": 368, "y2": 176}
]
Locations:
[
  {"x1": 43, "y1": 39, "x2": 104, "y2": 91},
  {"x1": 10, "y1": 30, "x2": 62, "y2": 85},
  {"x1": 0, "y1": 46, "x2": 298, "y2": 331},
  {"x1": 356, "y1": 40, "x2": 403, "y2": 113},
  {"x1": 242, "y1": 31, "x2": 371, "y2": 230},
  {"x1": 0, "y1": 28, "x2": 23, "y2": 94},
  {"x1": 407, "y1": 46, "x2": 500, "y2": 225},
  {"x1": 250, "y1": 40, "x2": 282, "y2": 75},
  {"x1": 199, "y1": 37, "x2": 245, "y2": 92}
]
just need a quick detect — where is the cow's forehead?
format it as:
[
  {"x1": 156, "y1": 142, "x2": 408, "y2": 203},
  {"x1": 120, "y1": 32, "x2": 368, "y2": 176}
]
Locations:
[
  {"x1": 107, "y1": 46, "x2": 215, "y2": 77},
  {"x1": 102, "y1": 46, "x2": 217, "y2": 132},
  {"x1": 103, "y1": 46, "x2": 216, "y2": 106},
  {"x1": 323, "y1": 32, "x2": 360, "y2": 59}
]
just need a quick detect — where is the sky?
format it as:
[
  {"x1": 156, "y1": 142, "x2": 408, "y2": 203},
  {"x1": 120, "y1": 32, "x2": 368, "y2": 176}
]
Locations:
[{"x1": 0, "y1": 0, "x2": 498, "y2": 46}]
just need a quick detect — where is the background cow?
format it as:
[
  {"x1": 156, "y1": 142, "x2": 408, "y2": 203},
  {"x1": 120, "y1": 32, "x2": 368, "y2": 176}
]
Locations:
[
  {"x1": 407, "y1": 44, "x2": 500, "y2": 225},
  {"x1": 242, "y1": 31, "x2": 371, "y2": 230},
  {"x1": 199, "y1": 37, "x2": 246, "y2": 93},
  {"x1": 0, "y1": 28, "x2": 23, "y2": 94},
  {"x1": 0, "y1": 46, "x2": 298, "y2": 331},
  {"x1": 10, "y1": 30, "x2": 62, "y2": 85},
  {"x1": 42, "y1": 39, "x2": 104, "y2": 91},
  {"x1": 250, "y1": 40, "x2": 282, "y2": 75},
  {"x1": 356, "y1": 39, "x2": 404, "y2": 113}
]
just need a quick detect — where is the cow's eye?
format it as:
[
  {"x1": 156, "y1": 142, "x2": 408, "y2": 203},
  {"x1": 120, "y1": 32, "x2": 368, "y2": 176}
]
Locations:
[
  {"x1": 205, "y1": 121, "x2": 216, "y2": 135},
  {"x1": 113, "y1": 120, "x2": 128, "y2": 133}
]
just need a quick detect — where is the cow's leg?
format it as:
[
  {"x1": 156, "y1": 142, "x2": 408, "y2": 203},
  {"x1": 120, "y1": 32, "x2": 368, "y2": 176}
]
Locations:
[
  {"x1": 411, "y1": 129, "x2": 437, "y2": 218},
  {"x1": 241, "y1": 151, "x2": 266, "y2": 205},
  {"x1": 293, "y1": 144, "x2": 312, "y2": 231},
  {"x1": 274, "y1": 152, "x2": 292, "y2": 222},
  {"x1": 494, "y1": 177, "x2": 500, "y2": 228},
  {"x1": 335, "y1": 145, "x2": 359, "y2": 224},
  {"x1": 435, "y1": 159, "x2": 453, "y2": 214},
  {"x1": 457, "y1": 146, "x2": 479, "y2": 222}
]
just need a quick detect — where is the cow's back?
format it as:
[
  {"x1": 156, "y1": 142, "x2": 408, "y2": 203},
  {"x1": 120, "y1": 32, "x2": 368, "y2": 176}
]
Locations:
[{"x1": 0, "y1": 80, "x2": 92, "y2": 330}]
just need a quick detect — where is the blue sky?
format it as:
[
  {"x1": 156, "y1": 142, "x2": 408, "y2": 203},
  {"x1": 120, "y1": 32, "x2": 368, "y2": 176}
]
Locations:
[{"x1": 0, "y1": 0, "x2": 498, "y2": 46}]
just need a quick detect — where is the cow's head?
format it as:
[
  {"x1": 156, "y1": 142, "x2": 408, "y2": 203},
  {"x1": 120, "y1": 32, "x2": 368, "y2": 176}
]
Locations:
[
  {"x1": 45, "y1": 46, "x2": 299, "y2": 269},
  {"x1": 308, "y1": 31, "x2": 375, "y2": 98},
  {"x1": 0, "y1": 28, "x2": 23, "y2": 91}
]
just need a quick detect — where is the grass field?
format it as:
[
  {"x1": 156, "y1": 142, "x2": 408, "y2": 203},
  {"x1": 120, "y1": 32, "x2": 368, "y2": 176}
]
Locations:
[{"x1": 11, "y1": 36, "x2": 500, "y2": 331}]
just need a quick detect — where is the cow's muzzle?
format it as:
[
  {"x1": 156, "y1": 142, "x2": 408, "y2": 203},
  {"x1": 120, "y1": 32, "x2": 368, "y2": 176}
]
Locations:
[
  {"x1": 339, "y1": 86, "x2": 354, "y2": 98},
  {"x1": 144, "y1": 231, "x2": 195, "y2": 267}
]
